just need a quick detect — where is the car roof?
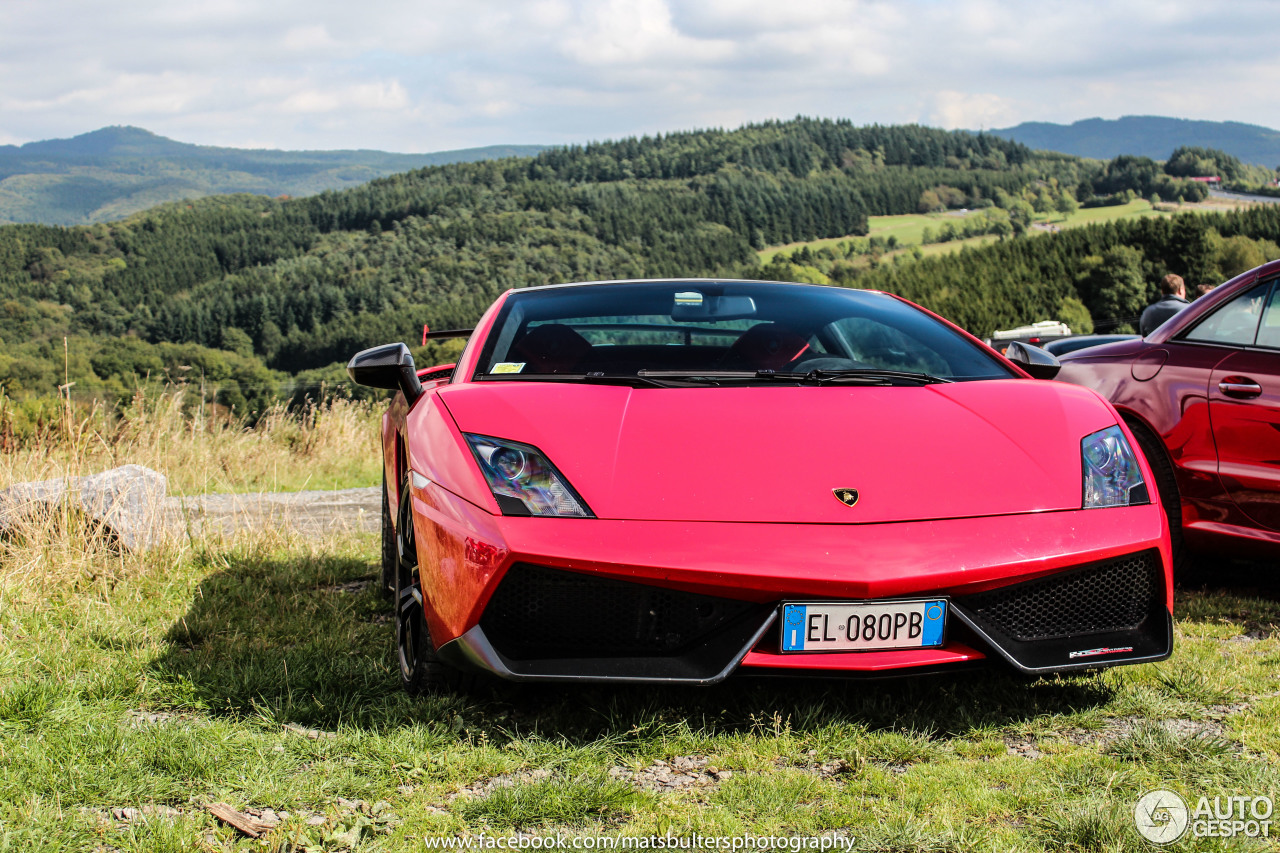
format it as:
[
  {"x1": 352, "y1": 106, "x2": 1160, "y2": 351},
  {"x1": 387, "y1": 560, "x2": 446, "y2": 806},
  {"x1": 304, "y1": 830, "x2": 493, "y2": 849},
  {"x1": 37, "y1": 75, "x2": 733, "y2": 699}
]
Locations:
[
  {"x1": 1147, "y1": 258, "x2": 1280, "y2": 343},
  {"x1": 512, "y1": 277, "x2": 883, "y2": 295}
]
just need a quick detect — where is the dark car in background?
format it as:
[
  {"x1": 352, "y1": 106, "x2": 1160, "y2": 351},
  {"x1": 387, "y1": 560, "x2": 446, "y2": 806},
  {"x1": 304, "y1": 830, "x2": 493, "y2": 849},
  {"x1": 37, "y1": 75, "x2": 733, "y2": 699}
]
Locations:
[{"x1": 1056, "y1": 260, "x2": 1280, "y2": 573}]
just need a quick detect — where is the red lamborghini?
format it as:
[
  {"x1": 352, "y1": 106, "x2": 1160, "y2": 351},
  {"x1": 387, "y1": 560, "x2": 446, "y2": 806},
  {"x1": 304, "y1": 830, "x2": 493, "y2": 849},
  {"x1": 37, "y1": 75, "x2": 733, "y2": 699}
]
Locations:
[{"x1": 348, "y1": 279, "x2": 1173, "y2": 693}]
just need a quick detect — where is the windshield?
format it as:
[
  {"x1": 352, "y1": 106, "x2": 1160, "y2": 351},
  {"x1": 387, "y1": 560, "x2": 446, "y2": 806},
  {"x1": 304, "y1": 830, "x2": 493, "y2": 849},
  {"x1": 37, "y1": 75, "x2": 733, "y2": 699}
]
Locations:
[{"x1": 474, "y1": 281, "x2": 1014, "y2": 383}]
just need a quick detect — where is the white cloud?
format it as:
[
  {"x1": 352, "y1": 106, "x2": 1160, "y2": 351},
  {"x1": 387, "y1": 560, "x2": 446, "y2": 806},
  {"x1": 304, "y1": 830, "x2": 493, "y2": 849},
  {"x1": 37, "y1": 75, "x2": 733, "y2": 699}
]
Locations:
[
  {"x1": 279, "y1": 80, "x2": 410, "y2": 115},
  {"x1": 281, "y1": 25, "x2": 340, "y2": 53},
  {"x1": 558, "y1": 0, "x2": 735, "y2": 66},
  {"x1": 1, "y1": 0, "x2": 1280, "y2": 151},
  {"x1": 929, "y1": 91, "x2": 1021, "y2": 131}
]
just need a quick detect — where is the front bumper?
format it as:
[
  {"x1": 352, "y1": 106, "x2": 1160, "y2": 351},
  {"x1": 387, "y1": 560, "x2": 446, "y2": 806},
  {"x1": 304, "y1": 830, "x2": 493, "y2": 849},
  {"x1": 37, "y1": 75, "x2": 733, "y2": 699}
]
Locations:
[
  {"x1": 437, "y1": 549, "x2": 1171, "y2": 682},
  {"x1": 411, "y1": 480, "x2": 1172, "y2": 683}
]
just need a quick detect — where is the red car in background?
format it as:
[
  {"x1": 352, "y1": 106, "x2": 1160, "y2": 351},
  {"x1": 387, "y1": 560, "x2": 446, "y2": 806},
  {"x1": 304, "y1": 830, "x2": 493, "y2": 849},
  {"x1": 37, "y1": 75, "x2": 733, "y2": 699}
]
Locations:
[
  {"x1": 349, "y1": 279, "x2": 1172, "y2": 693},
  {"x1": 1056, "y1": 260, "x2": 1280, "y2": 573}
]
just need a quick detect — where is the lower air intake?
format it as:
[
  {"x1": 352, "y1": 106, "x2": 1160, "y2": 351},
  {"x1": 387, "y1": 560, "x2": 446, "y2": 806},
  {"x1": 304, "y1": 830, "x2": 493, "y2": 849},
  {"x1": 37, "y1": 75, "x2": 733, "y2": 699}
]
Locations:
[
  {"x1": 957, "y1": 550, "x2": 1162, "y2": 642},
  {"x1": 480, "y1": 563, "x2": 758, "y2": 660}
]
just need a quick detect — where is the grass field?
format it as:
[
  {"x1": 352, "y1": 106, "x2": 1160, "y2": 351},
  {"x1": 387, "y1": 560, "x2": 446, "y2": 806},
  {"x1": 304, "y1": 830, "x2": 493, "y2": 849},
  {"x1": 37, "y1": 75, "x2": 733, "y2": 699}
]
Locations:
[
  {"x1": 3, "y1": 396, "x2": 1279, "y2": 851},
  {"x1": 758, "y1": 199, "x2": 1217, "y2": 265},
  {"x1": 2, "y1": 510, "x2": 1278, "y2": 851},
  {"x1": 0, "y1": 391, "x2": 383, "y2": 496}
]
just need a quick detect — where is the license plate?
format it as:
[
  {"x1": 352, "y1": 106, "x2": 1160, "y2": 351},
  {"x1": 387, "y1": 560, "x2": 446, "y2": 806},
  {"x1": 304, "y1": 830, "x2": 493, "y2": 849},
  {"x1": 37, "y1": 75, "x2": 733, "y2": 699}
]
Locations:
[{"x1": 780, "y1": 599, "x2": 946, "y2": 653}]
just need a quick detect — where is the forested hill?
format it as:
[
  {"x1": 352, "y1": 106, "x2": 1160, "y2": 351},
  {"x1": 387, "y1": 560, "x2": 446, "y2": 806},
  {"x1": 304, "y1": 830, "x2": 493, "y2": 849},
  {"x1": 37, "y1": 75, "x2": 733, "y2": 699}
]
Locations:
[
  {"x1": 1, "y1": 117, "x2": 1275, "y2": 423},
  {"x1": 990, "y1": 116, "x2": 1280, "y2": 169},
  {"x1": 0, "y1": 126, "x2": 548, "y2": 226}
]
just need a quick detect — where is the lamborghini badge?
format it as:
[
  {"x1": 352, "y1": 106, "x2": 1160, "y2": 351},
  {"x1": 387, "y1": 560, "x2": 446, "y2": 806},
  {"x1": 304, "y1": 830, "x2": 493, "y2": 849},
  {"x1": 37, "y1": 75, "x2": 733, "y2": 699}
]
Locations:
[{"x1": 833, "y1": 488, "x2": 860, "y2": 507}]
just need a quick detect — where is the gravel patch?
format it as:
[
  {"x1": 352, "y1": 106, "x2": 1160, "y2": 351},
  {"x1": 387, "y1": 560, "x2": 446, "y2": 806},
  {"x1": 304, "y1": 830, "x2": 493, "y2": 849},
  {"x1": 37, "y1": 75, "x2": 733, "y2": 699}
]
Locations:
[
  {"x1": 1228, "y1": 628, "x2": 1274, "y2": 642},
  {"x1": 283, "y1": 722, "x2": 338, "y2": 740},
  {"x1": 1003, "y1": 736, "x2": 1046, "y2": 759},
  {"x1": 454, "y1": 758, "x2": 740, "y2": 800},
  {"x1": 1004, "y1": 709, "x2": 1246, "y2": 758},
  {"x1": 610, "y1": 755, "x2": 733, "y2": 791},
  {"x1": 92, "y1": 805, "x2": 183, "y2": 824},
  {"x1": 782, "y1": 749, "x2": 860, "y2": 778},
  {"x1": 1, "y1": 469, "x2": 381, "y2": 550},
  {"x1": 324, "y1": 579, "x2": 375, "y2": 594},
  {"x1": 453, "y1": 768, "x2": 553, "y2": 799},
  {"x1": 167, "y1": 487, "x2": 379, "y2": 536},
  {"x1": 85, "y1": 803, "x2": 315, "y2": 829},
  {"x1": 125, "y1": 709, "x2": 185, "y2": 727},
  {"x1": 869, "y1": 761, "x2": 913, "y2": 775}
]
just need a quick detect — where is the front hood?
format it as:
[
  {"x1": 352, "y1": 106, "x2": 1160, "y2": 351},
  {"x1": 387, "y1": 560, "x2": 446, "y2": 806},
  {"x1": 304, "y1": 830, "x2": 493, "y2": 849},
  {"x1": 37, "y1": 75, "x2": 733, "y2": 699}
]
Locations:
[
  {"x1": 437, "y1": 380, "x2": 1118, "y2": 523},
  {"x1": 1058, "y1": 338, "x2": 1148, "y2": 363}
]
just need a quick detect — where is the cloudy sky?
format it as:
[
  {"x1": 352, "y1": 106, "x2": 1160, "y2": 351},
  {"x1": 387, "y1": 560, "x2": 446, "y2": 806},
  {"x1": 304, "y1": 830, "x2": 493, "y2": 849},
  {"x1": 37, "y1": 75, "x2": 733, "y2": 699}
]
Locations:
[{"x1": 3, "y1": 0, "x2": 1278, "y2": 153}]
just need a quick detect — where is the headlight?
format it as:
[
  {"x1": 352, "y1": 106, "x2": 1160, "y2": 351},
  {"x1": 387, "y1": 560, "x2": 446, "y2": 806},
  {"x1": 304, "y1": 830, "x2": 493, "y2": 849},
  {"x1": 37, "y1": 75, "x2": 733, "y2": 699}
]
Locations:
[
  {"x1": 1081, "y1": 425, "x2": 1149, "y2": 508},
  {"x1": 464, "y1": 434, "x2": 593, "y2": 518}
]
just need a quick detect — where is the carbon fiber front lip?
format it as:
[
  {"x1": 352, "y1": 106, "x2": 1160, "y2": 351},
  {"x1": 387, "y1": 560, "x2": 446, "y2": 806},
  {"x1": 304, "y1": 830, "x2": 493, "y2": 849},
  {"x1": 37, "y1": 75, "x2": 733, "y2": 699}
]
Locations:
[
  {"x1": 437, "y1": 609, "x2": 777, "y2": 685},
  {"x1": 949, "y1": 604, "x2": 1173, "y2": 674}
]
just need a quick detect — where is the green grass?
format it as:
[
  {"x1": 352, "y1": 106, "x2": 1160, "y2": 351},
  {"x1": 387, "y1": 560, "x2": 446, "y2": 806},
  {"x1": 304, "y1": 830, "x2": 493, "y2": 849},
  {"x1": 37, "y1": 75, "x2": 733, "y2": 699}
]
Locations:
[
  {"x1": 759, "y1": 200, "x2": 1182, "y2": 265},
  {"x1": 2, "y1": 536, "x2": 1279, "y2": 851},
  {"x1": 1055, "y1": 199, "x2": 1166, "y2": 228},
  {"x1": 759, "y1": 212, "x2": 978, "y2": 264}
]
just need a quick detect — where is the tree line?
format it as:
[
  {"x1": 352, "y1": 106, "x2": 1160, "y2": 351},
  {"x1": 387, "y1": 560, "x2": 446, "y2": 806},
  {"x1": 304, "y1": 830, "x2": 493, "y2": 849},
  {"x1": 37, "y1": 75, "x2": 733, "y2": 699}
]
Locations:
[{"x1": 0, "y1": 117, "x2": 1263, "y2": 426}]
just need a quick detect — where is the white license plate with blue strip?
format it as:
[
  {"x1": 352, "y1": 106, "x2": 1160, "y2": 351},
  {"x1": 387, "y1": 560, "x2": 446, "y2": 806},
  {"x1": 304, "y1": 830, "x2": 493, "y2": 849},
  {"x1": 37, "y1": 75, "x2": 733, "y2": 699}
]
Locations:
[{"x1": 780, "y1": 600, "x2": 946, "y2": 653}]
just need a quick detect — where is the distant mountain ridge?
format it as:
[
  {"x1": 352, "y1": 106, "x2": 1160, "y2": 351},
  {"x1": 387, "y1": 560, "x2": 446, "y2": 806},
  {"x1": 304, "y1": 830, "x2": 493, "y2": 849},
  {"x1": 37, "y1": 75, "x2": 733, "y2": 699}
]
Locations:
[
  {"x1": 0, "y1": 126, "x2": 549, "y2": 225},
  {"x1": 988, "y1": 116, "x2": 1280, "y2": 168}
]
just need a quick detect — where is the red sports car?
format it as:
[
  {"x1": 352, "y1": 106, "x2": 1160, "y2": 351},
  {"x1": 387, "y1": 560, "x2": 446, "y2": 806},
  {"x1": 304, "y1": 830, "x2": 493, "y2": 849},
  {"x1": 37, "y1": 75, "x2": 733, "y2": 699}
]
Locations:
[
  {"x1": 348, "y1": 279, "x2": 1173, "y2": 692},
  {"x1": 1056, "y1": 260, "x2": 1280, "y2": 572}
]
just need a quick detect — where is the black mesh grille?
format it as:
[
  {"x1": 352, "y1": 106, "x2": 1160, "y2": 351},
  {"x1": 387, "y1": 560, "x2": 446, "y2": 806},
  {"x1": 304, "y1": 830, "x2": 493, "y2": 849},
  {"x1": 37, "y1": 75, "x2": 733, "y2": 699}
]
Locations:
[
  {"x1": 958, "y1": 550, "x2": 1161, "y2": 642},
  {"x1": 480, "y1": 564, "x2": 758, "y2": 660}
]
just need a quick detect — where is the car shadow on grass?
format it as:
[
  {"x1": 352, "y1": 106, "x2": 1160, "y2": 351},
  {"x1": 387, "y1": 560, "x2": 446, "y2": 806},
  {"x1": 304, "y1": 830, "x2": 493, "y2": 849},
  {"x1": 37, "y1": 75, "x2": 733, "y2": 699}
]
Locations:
[
  {"x1": 1184, "y1": 553, "x2": 1280, "y2": 602},
  {"x1": 150, "y1": 546, "x2": 1121, "y2": 744}
]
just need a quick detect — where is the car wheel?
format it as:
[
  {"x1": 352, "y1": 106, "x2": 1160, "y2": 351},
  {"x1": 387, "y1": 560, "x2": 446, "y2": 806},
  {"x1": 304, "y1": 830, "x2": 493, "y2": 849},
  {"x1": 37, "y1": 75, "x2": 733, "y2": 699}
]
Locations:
[
  {"x1": 380, "y1": 469, "x2": 395, "y2": 600},
  {"x1": 1125, "y1": 417, "x2": 1192, "y2": 581},
  {"x1": 393, "y1": 476, "x2": 475, "y2": 695}
]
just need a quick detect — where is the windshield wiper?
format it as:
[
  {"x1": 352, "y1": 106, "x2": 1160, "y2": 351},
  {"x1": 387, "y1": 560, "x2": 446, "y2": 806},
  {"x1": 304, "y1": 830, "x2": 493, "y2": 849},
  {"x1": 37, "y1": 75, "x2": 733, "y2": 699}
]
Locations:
[
  {"x1": 635, "y1": 369, "x2": 831, "y2": 386},
  {"x1": 474, "y1": 372, "x2": 670, "y2": 388},
  {"x1": 475, "y1": 369, "x2": 950, "y2": 388},
  {"x1": 636, "y1": 368, "x2": 951, "y2": 386},
  {"x1": 636, "y1": 369, "x2": 762, "y2": 383},
  {"x1": 781, "y1": 368, "x2": 952, "y2": 385}
]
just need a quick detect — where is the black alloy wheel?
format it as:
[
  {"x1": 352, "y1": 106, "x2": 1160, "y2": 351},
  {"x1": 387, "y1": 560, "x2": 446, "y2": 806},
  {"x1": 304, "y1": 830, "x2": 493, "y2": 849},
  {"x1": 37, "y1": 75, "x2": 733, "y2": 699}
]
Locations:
[
  {"x1": 393, "y1": 473, "x2": 474, "y2": 695},
  {"x1": 380, "y1": 468, "x2": 395, "y2": 599},
  {"x1": 394, "y1": 477, "x2": 430, "y2": 693}
]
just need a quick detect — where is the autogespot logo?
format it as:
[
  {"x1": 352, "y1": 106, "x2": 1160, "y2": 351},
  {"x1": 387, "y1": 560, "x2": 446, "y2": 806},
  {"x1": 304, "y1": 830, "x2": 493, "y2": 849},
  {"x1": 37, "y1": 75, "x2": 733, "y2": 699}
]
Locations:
[
  {"x1": 1135, "y1": 790, "x2": 1190, "y2": 845},
  {"x1": 1135, "y1": 790, "x2": 1275, "y2": 844}
]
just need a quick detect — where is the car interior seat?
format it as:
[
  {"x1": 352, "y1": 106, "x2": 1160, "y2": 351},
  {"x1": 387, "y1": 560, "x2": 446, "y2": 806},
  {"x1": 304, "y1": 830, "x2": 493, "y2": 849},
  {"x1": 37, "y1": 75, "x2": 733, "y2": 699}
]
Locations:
[
  {"x1": 512, "y1": 323, "x2": 592, "y2": 373},
  {"x1": 720, "y1": 323, "x2": 810, "y2": 371}
]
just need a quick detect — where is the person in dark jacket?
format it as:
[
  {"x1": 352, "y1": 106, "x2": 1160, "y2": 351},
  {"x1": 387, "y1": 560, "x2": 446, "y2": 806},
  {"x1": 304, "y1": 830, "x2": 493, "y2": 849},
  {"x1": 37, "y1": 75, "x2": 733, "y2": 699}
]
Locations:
[{"x1": 1140, "y1": 274, "x2": 1190, "y2": 335}]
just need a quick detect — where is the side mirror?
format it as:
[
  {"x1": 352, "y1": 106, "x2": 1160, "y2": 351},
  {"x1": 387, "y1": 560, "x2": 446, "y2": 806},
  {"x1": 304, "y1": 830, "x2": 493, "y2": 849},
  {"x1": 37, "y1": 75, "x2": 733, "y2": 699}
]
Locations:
[
  {"x1": 1004, "y1": 341, "x2": 1061, "y2": 380},
  {"x1": 347, "y1": 343, "x2": 423, "y2": 403}
]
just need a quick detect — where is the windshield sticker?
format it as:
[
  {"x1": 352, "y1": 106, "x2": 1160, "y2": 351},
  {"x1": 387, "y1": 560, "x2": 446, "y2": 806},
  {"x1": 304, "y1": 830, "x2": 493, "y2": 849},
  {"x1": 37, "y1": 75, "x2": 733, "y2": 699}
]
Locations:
[
  {"x1": 491, "y1": 362, "x2": 526, "y2": 374},
  {"x1": 674, "y1": 291, "x2": 704, "y2": 306}
]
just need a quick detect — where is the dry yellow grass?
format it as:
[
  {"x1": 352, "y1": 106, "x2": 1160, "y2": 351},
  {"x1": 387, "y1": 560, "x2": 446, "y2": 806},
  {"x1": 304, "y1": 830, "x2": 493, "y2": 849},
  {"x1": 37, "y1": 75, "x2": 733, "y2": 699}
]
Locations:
[
  {"x1": 0, "y1": 494, "x2": 360, "y2": 607},
  {"x1": 0, "y1": 387, "x2": 383, "y2": 495},
  {"x1": 0, "y1": 387, "x2": 381, "y2": 600}
]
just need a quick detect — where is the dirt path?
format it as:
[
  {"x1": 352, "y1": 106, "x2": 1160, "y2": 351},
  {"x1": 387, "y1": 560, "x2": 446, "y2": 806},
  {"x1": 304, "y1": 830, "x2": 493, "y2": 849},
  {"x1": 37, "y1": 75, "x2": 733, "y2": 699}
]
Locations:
[{"x1": 166, "y1": 487, "x2": 380, "y2": 536}]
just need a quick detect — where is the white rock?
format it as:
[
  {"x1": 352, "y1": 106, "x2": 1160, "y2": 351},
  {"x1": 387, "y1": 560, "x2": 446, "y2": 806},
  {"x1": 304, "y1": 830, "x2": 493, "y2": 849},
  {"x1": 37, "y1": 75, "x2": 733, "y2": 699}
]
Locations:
[{"x1": 0, "y1": 464, "x2": 168, "y2": 550}]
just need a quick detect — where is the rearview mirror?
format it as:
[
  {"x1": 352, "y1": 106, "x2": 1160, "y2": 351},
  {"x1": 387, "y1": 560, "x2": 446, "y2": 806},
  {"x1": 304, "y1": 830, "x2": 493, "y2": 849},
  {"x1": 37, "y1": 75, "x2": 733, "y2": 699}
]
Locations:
[
  {"x1": 1004, "y1": 341, "x2": 1061, "y2": 380},
  {"x1": 671, "y1": 291, "x2": 757, "y2": 321},
  {"x1": 347, "y1": 342, "x2": 424, "y2": 403}
]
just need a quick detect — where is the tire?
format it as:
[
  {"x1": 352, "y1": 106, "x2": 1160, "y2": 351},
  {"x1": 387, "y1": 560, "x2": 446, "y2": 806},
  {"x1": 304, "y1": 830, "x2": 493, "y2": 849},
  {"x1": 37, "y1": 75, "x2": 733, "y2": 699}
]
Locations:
[
  {"x1": 393, "y1": 475, "x2": 475, "y2": 696},
  {"x1": 380, "y1": 468, "x2": 395, "y2": 600},
  {"x1": 1125, "y1": 417, "x2": 1192, "y2": 582}
]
